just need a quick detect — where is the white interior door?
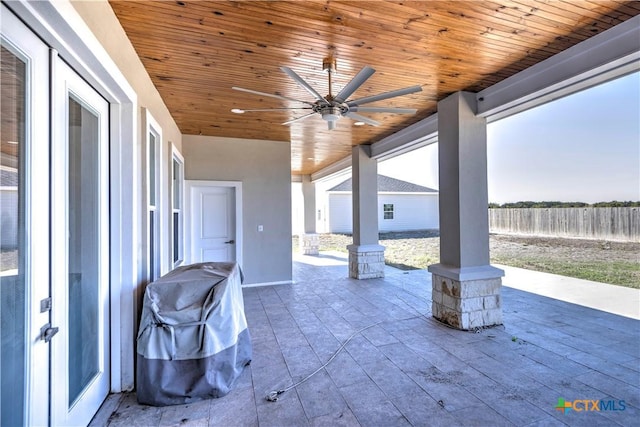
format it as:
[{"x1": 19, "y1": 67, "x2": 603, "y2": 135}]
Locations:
[
  {"x1": 50, "y1": 57, "x2": 110, "y2": 427},
  {"x1": 189, "y1": 183, "x2": 236, "y2": 263}
]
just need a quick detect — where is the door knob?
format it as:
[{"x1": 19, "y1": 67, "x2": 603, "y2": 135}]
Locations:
[
  {"x1": 40, "y1": 323, "x2": 60, "y2": 343},
  {"x1": 224, "y1": 239, "x2": 235, "y2": 244}
]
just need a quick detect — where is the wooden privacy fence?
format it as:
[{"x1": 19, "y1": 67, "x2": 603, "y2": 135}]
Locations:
[{"x1": 488, "y1": 207, "x2": 640, "y2": 242}]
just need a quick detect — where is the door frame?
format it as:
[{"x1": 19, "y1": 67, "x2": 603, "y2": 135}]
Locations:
[
  {"x1": 6, "y1": 0, "x2": 139, "y2": 394},
  {"x1": 185, "y1": 180, "x2": 243, "y2": 268}
]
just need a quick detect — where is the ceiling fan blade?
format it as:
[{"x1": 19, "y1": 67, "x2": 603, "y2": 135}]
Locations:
[
  {"x1": 349, "y1": 106, "x2": 417, "y2": 114},
  {"x1": 232, "y1": 86, "x2": 314, "y2": 106},
  {"x1": 280, "y1": 66, "x2": 329, "y2": 105},
  {"x1": 282, "y1": 112, "x2": 316, "y2": 126},
  {"x1": 239, "y1": 107, "x2": 313, "y2": 112},
  {"x1": 347, "y1": 85, "x2": 422, "y2": 106},
  {"x1": 345, "y1": 112, "x2": 380, "y2": 126},
  {"x1": 334, "y1": 65, "x2": 376, "y2": 103}
]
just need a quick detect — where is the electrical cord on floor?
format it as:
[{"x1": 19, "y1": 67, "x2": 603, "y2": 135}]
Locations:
[
  {"x1": 264, "y1": 291, "x2": 437, "y2": 402},
  {"x1": 265, "y1": 320, "x2": 384, "y2": 402},
  {"x1": 264, "y1": 292, "x2": 500, "y2": 402}
]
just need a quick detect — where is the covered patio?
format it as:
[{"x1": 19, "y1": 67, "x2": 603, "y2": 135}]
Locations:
[
  {"x1": 3, "y1": 2, "x2": 639, "y2": 425},
  {"x1": 91, "y1": 254, "x2": 639, "y2": 426}
]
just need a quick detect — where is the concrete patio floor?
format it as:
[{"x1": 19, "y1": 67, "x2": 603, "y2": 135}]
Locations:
[{"x1": 91, "y1": 252, "x2": 640, "y2": 426}]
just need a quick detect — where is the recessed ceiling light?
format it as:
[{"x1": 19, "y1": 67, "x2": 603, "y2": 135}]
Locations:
[
  {"x1": 354, "y1": 121, "x2": 365, "y2": 126},
  {"x1": 231, "y1": 108, "x2": 245, "y2": 114},
  {"x1": 306, "y1": 157, "x2": 314, "y2": 160}
]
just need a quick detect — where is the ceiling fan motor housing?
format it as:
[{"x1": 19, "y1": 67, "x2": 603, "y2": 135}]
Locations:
[{"x1": 315, "y1": 104, "x2": 347, "y2": 122}]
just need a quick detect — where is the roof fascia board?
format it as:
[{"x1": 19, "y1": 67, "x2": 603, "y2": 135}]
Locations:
[
  {"x1": 476, "y1": 15, "x2": 640, "y2": 122},
  {"x1": 311, "y1": 156, "x2": 352, "y2": 182},
  {"x1": 370, "y1": 114, "x2": 439, "y2": 161},
  {"x1": 378, "y1": 191, "x2": 437, "y2": 195}
]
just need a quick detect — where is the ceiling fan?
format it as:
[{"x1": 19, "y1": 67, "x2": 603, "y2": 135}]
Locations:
[{"x1": 232, "y1": 57, "x2": 422, "y2": 130}]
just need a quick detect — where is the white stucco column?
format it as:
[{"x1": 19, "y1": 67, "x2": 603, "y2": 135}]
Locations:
[
  {"x1": 299, "y1": 174, "x2": 319, "y2": 255},
  {"x1": 428, "y1": 91, "x2": 504, "y2": 329},
  {"x1": 348, "y1": 145, "x2": 385, "y2": 279}
]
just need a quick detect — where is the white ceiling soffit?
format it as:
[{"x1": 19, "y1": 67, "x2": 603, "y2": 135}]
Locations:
[{"x1": 476, "y1": 14, "x2": 640, "y2": 123}]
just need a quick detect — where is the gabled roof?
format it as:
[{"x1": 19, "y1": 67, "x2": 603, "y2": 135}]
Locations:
[{"x1": 328, "y1": 175, "x2": 437, "y2": 193}]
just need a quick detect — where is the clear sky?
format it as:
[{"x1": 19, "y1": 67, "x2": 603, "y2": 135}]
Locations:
[{"x1": 378, "y1": 71, "x2": 640, "y2": 204}]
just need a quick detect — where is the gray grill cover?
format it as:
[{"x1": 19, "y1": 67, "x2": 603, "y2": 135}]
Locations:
[{"x1": 136, "y1": 262, "x2": 252, "y2": 406}]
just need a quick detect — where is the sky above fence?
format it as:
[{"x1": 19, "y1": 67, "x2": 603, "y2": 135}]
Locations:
[{"x1": 377, "y1": 71, "x2": 640, "y2": 204}]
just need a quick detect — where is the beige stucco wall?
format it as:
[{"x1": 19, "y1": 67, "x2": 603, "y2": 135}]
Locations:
[
  {"x1": 72, "y1": 0, "x2": 183, "y2": 279},
  {"x1": 183, "y1": 135, "x2": 293, "y2": 284}
]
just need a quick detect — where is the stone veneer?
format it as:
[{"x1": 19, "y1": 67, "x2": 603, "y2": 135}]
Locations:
[
  {"x1": 299, "y1": 233, "x2": 319, "y2": 255},
  {"x1": 431, "y1": 273, "x2": 503, "y2": 330},
  {"x1": 347, "y1": 244, "x2": 385, "y2": 279}
]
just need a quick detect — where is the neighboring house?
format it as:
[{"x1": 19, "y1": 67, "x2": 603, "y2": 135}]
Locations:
[{"x1": 323, "y1": 175, "x2": 439, "y2": 233}]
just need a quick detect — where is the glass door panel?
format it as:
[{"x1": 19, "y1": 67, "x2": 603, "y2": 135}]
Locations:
[
  {"x1": 0, "y1": 42, "x2": 27, "y2": 427},
  {"x1": 67, "y1": 96, "x2": 101, "y2": 406}
]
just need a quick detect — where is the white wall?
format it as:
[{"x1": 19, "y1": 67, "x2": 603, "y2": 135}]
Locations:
[
  {"x1": 327, "y1": 193, "x2": 352, "y2": 233},
  {"x1": 291, "y1": 182, "x2": 303, "y2": 235},
  {"x1": 183, "y1": 135, "x2": 292, "y2": 285},
  {"x1": 379, "y1": 193, "x2": 439, "y2": 232},
  {"x1": 326, "y1": 192, "x2": 439, "y2": 233}
]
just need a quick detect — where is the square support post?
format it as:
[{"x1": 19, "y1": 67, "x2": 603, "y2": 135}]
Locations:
[
  {"x1": 299, "y1": 174, "x2": 319, "y2": 255},
  {"x1": 348, "y1": 145, "x2": 385, "y2": 279},
  {"x1": 428, "y1": 92, "x2": 504, "y2": 329}
]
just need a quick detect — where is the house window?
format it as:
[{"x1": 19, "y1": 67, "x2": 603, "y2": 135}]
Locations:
[
  {"x1": 146, "y1": 114, "x2": 161, "y2": 282},
  {"x1": 383, "y1": 203, "x2": 394, "y2": 220},
  {"x1": 171, "y1": 148, "x2": 184, "y2": 267}
]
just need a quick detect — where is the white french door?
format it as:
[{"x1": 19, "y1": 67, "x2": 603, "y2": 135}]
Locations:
[
  {"x1": 3, "y1": 3, "x2": 121, "y2": 425},
  {"x1": 2, "y1": 6, "x2": 110, "y2": 426},
  {"x1": 50, "y1": 58, "x2": 111, "y2": 426},
  {"x1": 1, "y1": 5, "x2": 50, "y2": 426}
]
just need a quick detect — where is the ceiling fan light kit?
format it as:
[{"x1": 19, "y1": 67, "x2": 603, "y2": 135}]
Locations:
[{"x1": 232, "y1": 57, "x2": 422, "y2": 130}]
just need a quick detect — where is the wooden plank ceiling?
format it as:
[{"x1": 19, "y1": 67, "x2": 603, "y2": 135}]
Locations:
[{"x1": 108, "y1": 0, "x2": 640, "y2": 176}]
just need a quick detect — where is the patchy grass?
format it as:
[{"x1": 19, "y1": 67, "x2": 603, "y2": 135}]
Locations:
[
  {"x1": 490, "y1": 257, "x2": 639, "y2": 288},
  {"x1": 294, "y1": 231, "x2": 640, "y2": 289}
]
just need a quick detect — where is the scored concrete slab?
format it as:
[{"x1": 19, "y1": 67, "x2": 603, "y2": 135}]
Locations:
[{"x1": 92, "y1": 252, "x2": 639, "y2": 426}]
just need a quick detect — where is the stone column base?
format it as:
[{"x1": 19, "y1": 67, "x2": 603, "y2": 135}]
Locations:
[
  {"x1": 299, "y1": 233, "x2": 319, "y2": 255},
  {"x1": 428, "y1": 264, "x2": 505, "y2": 330},
  {"x1": 347, "y1": 244, "x2": 385, "y2": 279}
]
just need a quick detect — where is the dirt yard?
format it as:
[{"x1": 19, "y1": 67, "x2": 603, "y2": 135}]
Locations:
[{"x1": 300, "y1": 231, "x2": 640, "y2": 289}]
